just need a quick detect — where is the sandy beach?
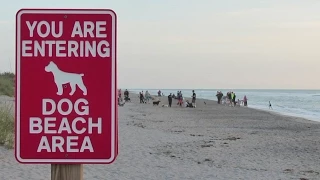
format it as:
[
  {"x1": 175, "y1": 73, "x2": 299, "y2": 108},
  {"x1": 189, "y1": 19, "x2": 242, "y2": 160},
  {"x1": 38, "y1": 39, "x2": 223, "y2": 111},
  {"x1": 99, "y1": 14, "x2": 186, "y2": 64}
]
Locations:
[{"x1": 1, "y1": 94, "x2": 320, "y2": 180}]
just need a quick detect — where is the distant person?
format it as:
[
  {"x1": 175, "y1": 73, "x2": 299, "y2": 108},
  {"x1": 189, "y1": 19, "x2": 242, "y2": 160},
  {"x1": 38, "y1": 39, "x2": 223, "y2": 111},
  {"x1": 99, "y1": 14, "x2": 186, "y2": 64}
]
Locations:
[
  {"x1": 178, "y1": 91, "x2": 183, "y2": 106},
  {"x1": 216, "y1": 91, "x2": 223, "y2": 104},
  {"x1": 184, "y1": 100, "x2": 189, "y2": 107},
  {"x1": 269, "y1": 101, "x2": 273, "y2": 109},
  {"x1": 227, "y1": 92, "x2": 232, "y2": 106},
  {"x1": 158, "y1": 90, "x2": 161, "y2": 96},
  {"x1": 243, "y1": 95, "x2": 248, "y2": 106},
  {"x1": 168, "y1": 93, "x2": 173, "y2": 107},
  {"x1": 124, "y1": 89, "x2": 129, "y2": 97},
  {"x1": 177, "y1": 91, "x2": 180, "y2": 105},
  {"x1": 124, "y1": 89, "x2": 130, "y2": 102},
  {"x1": 145, "y1": 90, "x2": 151, "y2": 103},
  {"x1": 185, "y1": 100, "x2": 193, "y2": 108},
  {"x1": 216, "y1": 91, "x2": 220, "y2": 104},
  {"x1": 191, "y1": 90, "x2": 196, "y2": 108},
  {"x1": 139, "y1": 92, "x2": 144, "y2": 103},
  {"x1": 118, "y1": 89, "x2": 122, "y2": 101},
  {"x1": 180, "y1": 91, "x2": 183, "y2": 106},
  {"x1": 231, "y1": 92, "x2": 236, "y2": 106}
]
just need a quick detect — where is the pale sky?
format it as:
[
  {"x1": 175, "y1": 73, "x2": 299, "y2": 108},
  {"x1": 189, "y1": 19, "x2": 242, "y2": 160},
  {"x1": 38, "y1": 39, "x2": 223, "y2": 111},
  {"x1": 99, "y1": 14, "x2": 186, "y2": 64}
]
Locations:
[{"x1": 1, "y1": 0, "x2": 320, "y2": 89}]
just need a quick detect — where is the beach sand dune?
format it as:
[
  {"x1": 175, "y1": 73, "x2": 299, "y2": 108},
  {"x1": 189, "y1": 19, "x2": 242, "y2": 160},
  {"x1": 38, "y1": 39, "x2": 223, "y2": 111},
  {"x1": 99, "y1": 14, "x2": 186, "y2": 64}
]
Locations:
[{"x1": 0, "y1": 94, "x2": 320, "y2": 179}]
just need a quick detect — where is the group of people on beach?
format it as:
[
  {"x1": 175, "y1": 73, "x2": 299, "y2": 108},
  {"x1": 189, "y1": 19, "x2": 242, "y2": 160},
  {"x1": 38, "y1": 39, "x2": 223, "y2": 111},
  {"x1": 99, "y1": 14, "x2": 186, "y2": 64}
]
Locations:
[
  {"x1": 118, "y1": 89, "x2": 276, "y2": 110},
  {"x1": 216, "y1": 91, "x2": 248, "y2": 107},
  {"x1": 120, "y1": 89, "x2": 197, "y2": 108},
  {"x1": 167, "y1": 90, "x2": 196, "y2": 108},
  {"x1": 138, "y1": 90, "x2": 152, "y2": 103},
  {"x1": 120, "y1": 89, "x2": 246, "y2": 108}
]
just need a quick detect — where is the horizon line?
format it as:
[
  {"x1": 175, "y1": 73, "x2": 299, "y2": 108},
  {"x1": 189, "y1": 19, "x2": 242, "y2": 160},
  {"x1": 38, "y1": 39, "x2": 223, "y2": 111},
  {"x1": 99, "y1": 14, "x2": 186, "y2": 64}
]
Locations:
[{"x1": 121, "y1": 88, "x2": 320, "y2": 91}]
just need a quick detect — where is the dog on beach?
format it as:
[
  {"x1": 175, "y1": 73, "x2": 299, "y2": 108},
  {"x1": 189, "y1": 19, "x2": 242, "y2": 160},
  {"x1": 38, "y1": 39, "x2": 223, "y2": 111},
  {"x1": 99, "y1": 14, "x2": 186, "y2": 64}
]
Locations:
[
  {"x1": 124, "y1": 96, "x2": 131, "y2": 102},
  {"x1": 153, "y1": 100, "x2": 161, "y2": 106},
  {"x1": 162, "y1": 104, "x2": 169, "y2": 107},
  {"x1": 45, "y1": 61, "x2": 87, "y2": 96}
]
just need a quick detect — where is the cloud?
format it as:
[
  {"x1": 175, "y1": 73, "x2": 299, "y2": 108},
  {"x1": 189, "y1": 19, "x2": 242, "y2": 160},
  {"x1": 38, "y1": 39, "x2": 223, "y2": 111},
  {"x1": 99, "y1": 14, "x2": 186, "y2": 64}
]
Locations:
[{"x1": 259, "y1": 21, "x2": 320, "y2": 29}]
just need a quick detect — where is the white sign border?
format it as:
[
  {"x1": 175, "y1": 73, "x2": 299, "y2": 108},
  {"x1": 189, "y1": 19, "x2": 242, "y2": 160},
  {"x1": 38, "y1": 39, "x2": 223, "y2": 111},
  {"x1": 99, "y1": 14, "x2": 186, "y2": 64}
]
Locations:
[{"x1": 15, "y1": 9, "x2": 117, "y2": 163}]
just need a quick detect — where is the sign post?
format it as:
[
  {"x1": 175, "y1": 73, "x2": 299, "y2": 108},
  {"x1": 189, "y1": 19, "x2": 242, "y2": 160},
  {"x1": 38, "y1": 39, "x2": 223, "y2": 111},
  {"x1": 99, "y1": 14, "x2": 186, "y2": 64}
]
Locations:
[{"x1": 15, "y1": 9, "x2": 118, "y2": 179}]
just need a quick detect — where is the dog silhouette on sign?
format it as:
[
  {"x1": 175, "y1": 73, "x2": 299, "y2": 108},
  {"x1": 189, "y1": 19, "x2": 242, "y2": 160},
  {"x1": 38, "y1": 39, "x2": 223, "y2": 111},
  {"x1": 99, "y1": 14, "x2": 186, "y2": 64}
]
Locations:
[{"x1": 45, "y1": 61, "x2": 87, "y2": 96}]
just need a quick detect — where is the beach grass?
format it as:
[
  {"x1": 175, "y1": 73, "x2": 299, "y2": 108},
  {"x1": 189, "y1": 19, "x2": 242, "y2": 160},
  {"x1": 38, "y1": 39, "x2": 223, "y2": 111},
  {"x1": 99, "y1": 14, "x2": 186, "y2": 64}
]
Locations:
[
  {"x1": 0, "y1": 72, "x2": 15, "y2": 97},
  {"x1": 0, "y1": 103, "x2": 14, "y2": 149}
]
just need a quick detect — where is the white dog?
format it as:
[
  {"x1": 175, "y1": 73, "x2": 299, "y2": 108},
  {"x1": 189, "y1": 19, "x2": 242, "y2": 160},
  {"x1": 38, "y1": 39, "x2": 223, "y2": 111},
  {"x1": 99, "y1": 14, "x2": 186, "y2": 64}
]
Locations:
[{"x1": 45, "y1": 61, "x2": 87, "y2": 96}]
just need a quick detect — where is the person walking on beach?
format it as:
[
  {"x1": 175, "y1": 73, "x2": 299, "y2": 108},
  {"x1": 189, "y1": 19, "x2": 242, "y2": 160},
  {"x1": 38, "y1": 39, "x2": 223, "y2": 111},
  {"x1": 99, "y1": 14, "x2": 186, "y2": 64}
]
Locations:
[
  {"x1": 168, "y1": 93, "x2": 173, "y2": 107},
  {"x1": 269, "y1": 101, "x2": 273, "y2": 109},
  {"x1": 191, "y1": 90, "x2": 196, "y2": 108}
]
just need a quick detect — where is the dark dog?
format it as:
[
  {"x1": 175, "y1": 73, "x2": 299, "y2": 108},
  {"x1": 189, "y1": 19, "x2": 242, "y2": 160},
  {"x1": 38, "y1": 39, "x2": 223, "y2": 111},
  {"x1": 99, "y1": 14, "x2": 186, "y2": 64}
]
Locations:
[
  {"x1": 153, "y1": 100, "x2": 161, "y2": 106},
  {"x1": 124, "y1": 96, "x2": 131, "y2": 102}
]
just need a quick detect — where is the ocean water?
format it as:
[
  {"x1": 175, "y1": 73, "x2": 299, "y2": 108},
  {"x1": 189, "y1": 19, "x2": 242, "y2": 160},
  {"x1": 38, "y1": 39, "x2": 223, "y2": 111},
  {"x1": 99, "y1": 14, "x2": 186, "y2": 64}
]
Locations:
[{"x1": 130, "y1": 89, "x2": 320, "y2": 122}]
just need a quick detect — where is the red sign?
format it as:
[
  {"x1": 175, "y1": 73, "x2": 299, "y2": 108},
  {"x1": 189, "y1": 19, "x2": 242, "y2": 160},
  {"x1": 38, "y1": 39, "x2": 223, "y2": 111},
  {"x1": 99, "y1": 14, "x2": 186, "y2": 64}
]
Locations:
[{"x1": 15, "y1": 9, "x2": 118, "y2": 164}]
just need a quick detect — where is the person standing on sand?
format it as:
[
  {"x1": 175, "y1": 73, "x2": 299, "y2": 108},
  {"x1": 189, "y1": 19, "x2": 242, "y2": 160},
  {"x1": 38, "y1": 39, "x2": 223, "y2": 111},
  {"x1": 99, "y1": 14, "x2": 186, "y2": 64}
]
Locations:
[
  {"x1": 176, "y1": 92, "x2": 180, "y2": 105},
  {"x1": 118, "y1": 89, "x2": 122, "y2": 101},
  {"x1": 216, "y1": 91, "x2": 220, "y2": 104},
  {"x1": 178, "y1": 91, "x2": 183, "y2": 106},
  {"x1": 168, "y1": 93, "x2": 173, "y2": 107},
  {"x1": 232, "y1": 92, "x2": 236, "y2": 106},
  {"x1": 124, "y1": 89, "x2": 129, "y2": 97},
  {"x1": 243, "y1": 95, "x2": 248, "y2": 106},
  {"x1": 124, "y1": 89, "x2": 130, "y2": 102},
  {"x1": 139, "y1": 92, "x2": 144, "y2": 103},
  {"x1": 191, "y1": 90, "x2": 196, "y2": 108},
  {"x1": 145, "y1": 90, "x2": 151, "y2": 103},
  {"x1": 216, "y1": 91, "x2": 223, "y2": 104},
  {"x1": 231, "y1": 92, "x2": 235, "y2": 106},
  {"x1": 227, "y1": 92, "x2": 232, "y2": 106}
]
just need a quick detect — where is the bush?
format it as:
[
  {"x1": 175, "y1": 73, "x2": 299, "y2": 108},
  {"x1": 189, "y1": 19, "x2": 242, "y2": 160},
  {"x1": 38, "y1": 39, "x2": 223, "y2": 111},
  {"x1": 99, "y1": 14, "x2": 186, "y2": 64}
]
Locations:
[
  {"x1": 0, "y1": 104, "x2": 14, "y2": 149},
  {"x1": 0, "y1": 72, "x2": 15, "y2": 97}
]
